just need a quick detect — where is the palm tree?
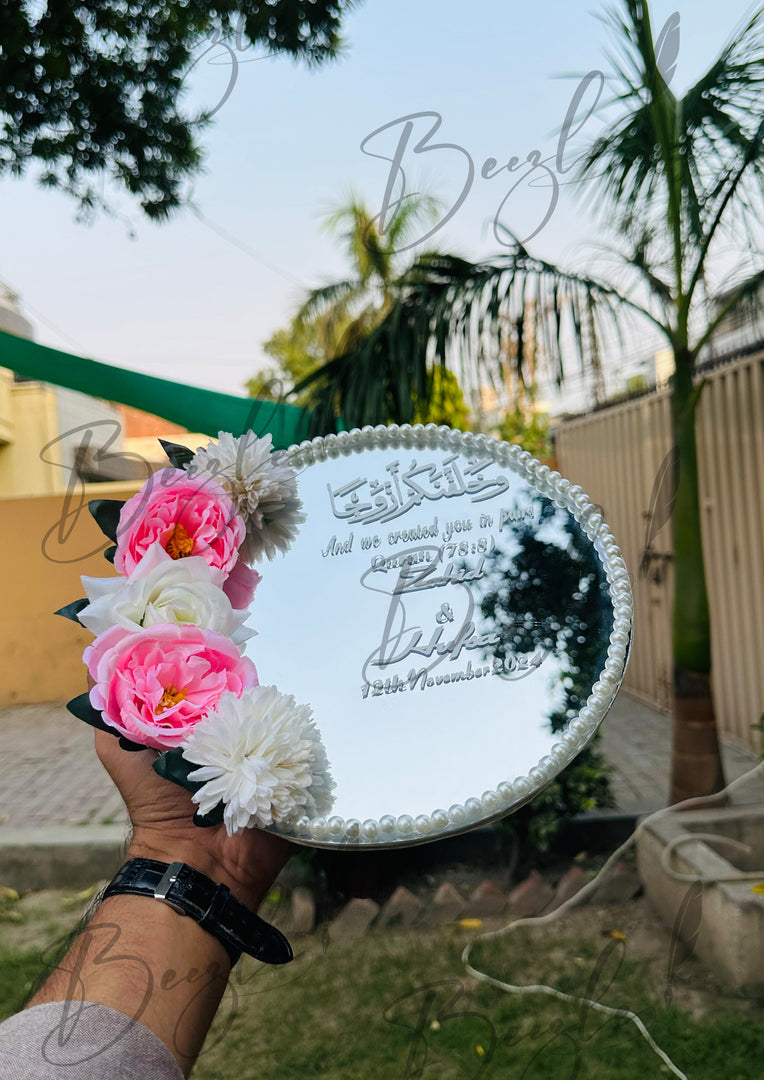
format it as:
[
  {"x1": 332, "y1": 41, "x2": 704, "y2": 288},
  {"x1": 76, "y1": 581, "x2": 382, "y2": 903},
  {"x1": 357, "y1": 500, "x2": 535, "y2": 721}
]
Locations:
[
  {"x1": 261, "y1": 190, "x2": 471, "y2": 427},
  {"x1": 296, "y1": 191, "x2": 443, "y2": 356},
  {"x1": 296, "y1": 0, "x2": 764, "y2": 803}
]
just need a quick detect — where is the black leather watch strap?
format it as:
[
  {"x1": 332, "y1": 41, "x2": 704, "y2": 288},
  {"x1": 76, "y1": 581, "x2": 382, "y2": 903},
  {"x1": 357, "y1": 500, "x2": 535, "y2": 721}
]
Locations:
[{"x1": 102, "y1": 858, "x2": 293, "y2": 968}]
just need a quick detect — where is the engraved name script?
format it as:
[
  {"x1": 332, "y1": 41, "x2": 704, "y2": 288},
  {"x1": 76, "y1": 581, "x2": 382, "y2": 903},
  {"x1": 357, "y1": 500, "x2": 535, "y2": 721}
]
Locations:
[{"x1": 327, "y1": 454, "x2": 510, "y2": 527}]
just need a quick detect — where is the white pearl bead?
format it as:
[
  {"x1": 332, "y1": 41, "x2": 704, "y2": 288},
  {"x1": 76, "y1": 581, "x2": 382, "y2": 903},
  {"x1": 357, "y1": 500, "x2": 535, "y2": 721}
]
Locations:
[
  {"x1": 550, "y1": 745, "x2": 568, "y2": 767},
  {"x1": 431, "y1": 809, "x2": 449, "y2": 830},
  {"x1": 379, "y1": 815, "x2": 396, "y2": 835},
  {"x1": 481, "y1": 790, "x2": 500, "y2": 812},
  {"x1": 415, "y1": 815, "x2": 433, "y2": 835},
  {"x1": 361, "y1": 819, "x2": 378, "y2": 840},
  {"x1": 309, "y1": 817, "x2": 327, "y2": 839},
  {"x1": 327, "y1": 816, "x2": 345, "y2": 837},
  {"x1": 396, "y1": 814, "x2": 415, "y2": 836},
  {"x1": 448, "y1": 804, "x2": 466, "y2": 825},
  {"x1": 464, "y1": 798, "x2": 481, "y2": 820},
  {"x1": 345, "y1": 819, "x2": 361, "y2": 839}
]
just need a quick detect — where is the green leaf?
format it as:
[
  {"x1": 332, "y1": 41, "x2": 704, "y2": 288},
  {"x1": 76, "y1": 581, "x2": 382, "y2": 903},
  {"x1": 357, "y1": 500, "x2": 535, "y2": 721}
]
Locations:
[
  {"x1": 159, "y1": 440, "x2": 194, "y2": 470},
  {"x1": 66, "y1": 692, "x2": 108, "y2": 730},
  {"x1": 152, "y1": 747, "x2": 200, "y2": 792},
  {"x1": 65, "y1": 693, "x2": 144, "y2": 752},
  {"x1": 104, "y1": 545, "x2": 117, "y2": 564},
  {"x1": 193, "y1": 804, "x2": 225, "y2": 828},
  {"x1": 153, "y1": 750, "x2": 227, "y2": 828},
  {"x1": 88, "y1": 500, "x2": 124, "y2": 543},
  {"x1": 54, "y1": 598, "x2": 89, "y2": 625},
  {"x1": 118, "y1": 736, "x2": 147, "y2": 753}
]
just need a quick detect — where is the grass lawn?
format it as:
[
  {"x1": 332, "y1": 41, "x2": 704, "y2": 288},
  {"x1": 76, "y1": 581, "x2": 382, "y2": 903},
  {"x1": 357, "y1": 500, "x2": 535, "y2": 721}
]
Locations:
[{"x1": 1, "y1": 888, "x2": 762, "y2": 1079}]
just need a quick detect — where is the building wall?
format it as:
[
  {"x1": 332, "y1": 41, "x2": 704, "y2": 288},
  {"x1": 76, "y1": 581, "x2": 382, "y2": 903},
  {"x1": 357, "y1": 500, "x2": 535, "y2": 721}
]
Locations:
[
  {"x1": 54, "y1": 388, "x2": 125, "y2": 483},
  {"x1": 0, "y1": 376, "x2": 127, "y2": 497},
  {"x1": 0, "y1": 482, "x2": 140, "y2": 706},
  {"x1": 0, "y1": 369, "x2": 14, "y2": 445},
  {"x1": 556, "y1": 351, "x2": 764, "y2": 752},
  {"x1": 0, "y1": 383, "x2": 63, "y2": 496}
]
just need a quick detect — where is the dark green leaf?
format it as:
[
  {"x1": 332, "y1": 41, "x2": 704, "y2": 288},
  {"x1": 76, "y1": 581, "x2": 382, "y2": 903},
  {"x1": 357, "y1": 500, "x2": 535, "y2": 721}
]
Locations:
[
  {"x1": 104, "y1": 545, "x2": 117, "y2": 564},
  {"x1": 159, "y1": 440, "x2": 195, "y2": 470},
  {"x1": 154, "y1": 749, "x2": 227, "y2": 828},
  {"x1": 66, "y1": 693, "x2": 145, "y2": 752},
  {"x1": 54, "y1": 598, "x2": 89, "y2": 625},
  {"x1": 152, "y1": 747, "x2": 200, "y2": 792},
  {"x1": 66, "y1": 692, "x2": 108, "y2": 729},
  {"x1": 193, "y1": 804, "x2": 225, "y2": 828},
  {"x1": 118, "y1": 736, "x2": 147, "y2": 753},
  {"x1": 88, "y1": 500, "x2": 124, "y2": 543}
]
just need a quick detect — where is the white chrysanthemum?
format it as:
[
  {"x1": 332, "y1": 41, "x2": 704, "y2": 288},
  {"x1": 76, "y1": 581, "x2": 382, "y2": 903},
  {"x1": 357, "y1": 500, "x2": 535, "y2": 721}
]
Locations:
[
  {"x1": 181, "y1": 686, "x2": 335, "y2": 835},
  {"x1": 79, "y1": 543, "x2": 256, "y2": 647},
  {"x1": 190, "y1": 432, "x2": 306, "y2": 562}
]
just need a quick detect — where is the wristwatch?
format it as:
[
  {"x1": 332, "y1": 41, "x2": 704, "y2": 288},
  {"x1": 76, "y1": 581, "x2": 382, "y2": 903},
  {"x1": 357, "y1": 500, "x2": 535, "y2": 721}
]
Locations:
[{"x1": 102, "y1": 858, "x2": 293, "y2": 968}]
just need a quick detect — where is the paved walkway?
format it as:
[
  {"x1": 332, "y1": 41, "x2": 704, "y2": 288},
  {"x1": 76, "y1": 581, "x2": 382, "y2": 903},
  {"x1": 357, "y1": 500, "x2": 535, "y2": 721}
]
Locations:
[
  {"x1": 600, "y1": 694, "x2": 759, "y2": 813},
  {"x1": 0, "y1": 703, "x2": 128, "y2": 830},
  {"x1": 0, "y1": 693, "x2": 759, "y2": 832}
]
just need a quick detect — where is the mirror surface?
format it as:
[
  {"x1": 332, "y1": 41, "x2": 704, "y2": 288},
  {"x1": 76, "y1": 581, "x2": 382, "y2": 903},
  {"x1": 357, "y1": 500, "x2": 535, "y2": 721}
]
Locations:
[{"x1": 245, "y1": 430, "x2": 630, "y2": 848}]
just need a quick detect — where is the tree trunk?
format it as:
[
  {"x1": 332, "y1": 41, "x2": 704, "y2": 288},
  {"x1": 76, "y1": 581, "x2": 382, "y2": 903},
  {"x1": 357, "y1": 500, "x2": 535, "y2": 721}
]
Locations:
[{"x1": 669, "y1": 347, "x2": 725, "y2": 804}]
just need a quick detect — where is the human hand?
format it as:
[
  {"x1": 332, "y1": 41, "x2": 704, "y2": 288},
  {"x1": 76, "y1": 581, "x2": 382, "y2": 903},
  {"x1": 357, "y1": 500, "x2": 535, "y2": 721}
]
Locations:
[{"x1": 94, "y1": 728, "x2": 292, "y2": 911}]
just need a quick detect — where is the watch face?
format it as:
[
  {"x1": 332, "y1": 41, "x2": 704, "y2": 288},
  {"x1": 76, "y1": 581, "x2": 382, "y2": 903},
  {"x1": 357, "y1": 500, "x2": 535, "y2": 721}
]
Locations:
[{"x1": 244, "y1": 425, "x2": 632, "y2": 850}]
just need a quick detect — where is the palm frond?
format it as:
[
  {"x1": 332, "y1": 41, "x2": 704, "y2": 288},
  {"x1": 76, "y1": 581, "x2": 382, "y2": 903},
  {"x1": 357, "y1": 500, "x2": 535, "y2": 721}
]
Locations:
[
  {"x1": 576, "y1": 1, "x2": 764, "y2": 271},
  {"x1": 695, "y1": 264, "x2": 764, "y2": 353},
  {"x1": 294, "y1": 279, "x2": 360, "y2": 327},
  {"x1": 294, "y1": 237, "x2": 664, "y2": 432}
]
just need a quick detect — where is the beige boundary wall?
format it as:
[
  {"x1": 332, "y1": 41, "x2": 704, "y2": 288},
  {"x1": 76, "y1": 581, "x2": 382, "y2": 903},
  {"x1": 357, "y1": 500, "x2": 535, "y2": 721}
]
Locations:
[
  {"x1": 556, "y1": 352, "x2": 764, "y2": 752},
  {"x1": 0, "y1": 482, "x2": 140, "y2": 706}
]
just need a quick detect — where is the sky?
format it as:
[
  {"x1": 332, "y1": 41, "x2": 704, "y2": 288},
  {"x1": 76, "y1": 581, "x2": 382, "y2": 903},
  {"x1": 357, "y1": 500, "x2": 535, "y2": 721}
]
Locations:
[{"x1": 1, "y1": 0, "x2": 759, "y2": 412}]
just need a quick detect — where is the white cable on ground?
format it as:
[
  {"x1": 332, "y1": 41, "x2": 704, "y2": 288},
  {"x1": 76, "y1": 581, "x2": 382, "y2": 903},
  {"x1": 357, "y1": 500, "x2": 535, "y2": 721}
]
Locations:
[{"x1": 461, "y1": 760, "x2": 764, "y2": 1080}]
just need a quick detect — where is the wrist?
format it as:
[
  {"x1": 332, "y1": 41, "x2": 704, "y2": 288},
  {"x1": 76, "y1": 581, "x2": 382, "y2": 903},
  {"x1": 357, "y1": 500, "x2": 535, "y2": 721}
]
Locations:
[{"x1": 126, "y1": 830, "x2": 264, "y2": 910}]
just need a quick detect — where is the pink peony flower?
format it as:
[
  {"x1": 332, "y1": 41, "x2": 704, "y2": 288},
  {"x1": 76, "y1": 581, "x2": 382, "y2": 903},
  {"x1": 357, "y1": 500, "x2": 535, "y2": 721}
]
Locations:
[
  {"x1": 222, "y1": 560, "x2": 262, "y2": 611},
  {"x1": 115, "y1": 468, "x2": 246, "y2": 581},
  {"x1": 85, "y1": 623, "x2": 258, "y2": 750}
]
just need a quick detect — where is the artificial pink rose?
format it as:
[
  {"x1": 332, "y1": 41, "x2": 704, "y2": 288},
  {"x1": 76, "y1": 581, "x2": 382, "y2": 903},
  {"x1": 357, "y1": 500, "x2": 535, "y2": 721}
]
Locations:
[
  {"x1": 85, "y1": 622, "x2": 258, "y2": 750},
  {"x1": 222, "y1": 560, "x2": 262, "y2": 610},
  {"x1": 115, "y1": 468, "x2": 246, "y2": 579}
]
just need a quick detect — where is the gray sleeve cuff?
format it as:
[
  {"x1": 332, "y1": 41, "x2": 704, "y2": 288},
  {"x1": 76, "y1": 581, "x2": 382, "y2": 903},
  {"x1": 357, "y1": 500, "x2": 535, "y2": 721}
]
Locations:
[{"x1": 0, "y1": 1001, "x2": 184, "y2": 1079}]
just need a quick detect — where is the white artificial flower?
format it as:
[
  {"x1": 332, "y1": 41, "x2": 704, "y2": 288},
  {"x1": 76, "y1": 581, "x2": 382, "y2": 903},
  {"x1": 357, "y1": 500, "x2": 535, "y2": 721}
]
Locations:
[
  {"x1": 190, "y1": 431, "x2": 306, "y2": 562},
  {"x1": 78, "y1": 543, "x2": 256, "y2": 647},
  {"x1": 181, "y1": 686, "x2": 335, "y2": 835}
]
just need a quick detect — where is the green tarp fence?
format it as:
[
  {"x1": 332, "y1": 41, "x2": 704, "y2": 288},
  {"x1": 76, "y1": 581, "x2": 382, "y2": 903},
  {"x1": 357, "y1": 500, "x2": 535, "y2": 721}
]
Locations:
[{"x1": 0, "y1": 329, "x2": 312, "y2": 450}]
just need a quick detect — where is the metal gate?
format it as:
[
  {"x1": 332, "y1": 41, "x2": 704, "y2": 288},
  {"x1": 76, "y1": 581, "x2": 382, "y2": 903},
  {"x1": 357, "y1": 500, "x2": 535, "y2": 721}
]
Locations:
[{"x1": 556, "y1": 352, "x2": 764, "y2": 751}]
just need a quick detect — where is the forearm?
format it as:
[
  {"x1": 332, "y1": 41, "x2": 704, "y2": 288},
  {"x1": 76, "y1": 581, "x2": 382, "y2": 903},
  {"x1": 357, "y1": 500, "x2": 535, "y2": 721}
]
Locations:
[
  {"x1": 26, "y1": 836, "x2": 271, "y2": 1077},
  {"x1": 27, "y1": 896, "x2": 229, "y2": 1075}
]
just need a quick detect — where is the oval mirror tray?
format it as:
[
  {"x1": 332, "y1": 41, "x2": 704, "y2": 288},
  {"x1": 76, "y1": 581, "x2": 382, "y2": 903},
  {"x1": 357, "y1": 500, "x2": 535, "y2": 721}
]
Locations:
[{"x1": 247, "y1": 424, "x2": 632, "y2": 849}]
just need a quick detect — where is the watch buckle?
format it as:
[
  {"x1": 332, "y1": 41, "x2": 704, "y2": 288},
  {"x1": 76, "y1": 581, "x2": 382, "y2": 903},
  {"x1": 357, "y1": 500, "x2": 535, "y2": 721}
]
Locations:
[{"x1": 154, "y1": 861, "x2": 188, "y2": 917}]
